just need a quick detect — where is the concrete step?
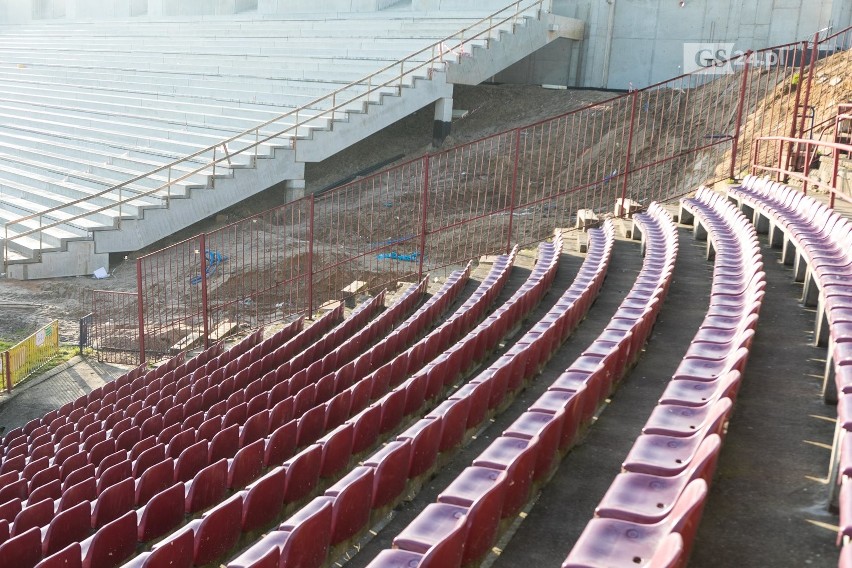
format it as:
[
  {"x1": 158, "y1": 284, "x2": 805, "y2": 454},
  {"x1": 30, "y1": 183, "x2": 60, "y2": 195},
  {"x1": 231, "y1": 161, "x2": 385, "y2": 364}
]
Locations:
[
  {"x1": 0, "y1": 162, "x2": 153, "y2": 220},
  {"x1": 0, "y1": 128, "x2": 209, "y2": 184},
  {"x1": 0, "y1": 97, "x2": 330, "y2": 144},
  {"x1": 0, "y1": 140, "x2": 200, "y2": 194}
]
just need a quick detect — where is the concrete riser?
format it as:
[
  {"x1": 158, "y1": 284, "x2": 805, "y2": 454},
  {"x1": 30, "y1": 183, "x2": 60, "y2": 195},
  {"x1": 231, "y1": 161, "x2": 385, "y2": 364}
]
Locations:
[{"x1": 3, "y1": 6, "x2": 567, "y2": 278}]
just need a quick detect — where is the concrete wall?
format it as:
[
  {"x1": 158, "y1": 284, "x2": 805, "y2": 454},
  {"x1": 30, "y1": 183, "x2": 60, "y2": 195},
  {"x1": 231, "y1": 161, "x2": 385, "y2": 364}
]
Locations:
[
  {"x1": 258, "y1": 0, "x2": 383, "y2": 13},
  {"x1": 0, "y1": 0, "x2": 258, "y2": 20},
  {"x1": 498, "y1": 0, "x2": 849, "y2": 90}
]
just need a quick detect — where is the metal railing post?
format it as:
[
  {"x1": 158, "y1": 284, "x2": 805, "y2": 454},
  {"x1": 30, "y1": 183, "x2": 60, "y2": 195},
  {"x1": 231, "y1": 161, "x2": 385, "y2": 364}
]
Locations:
[
  {"x1": 307, "y1": 194, "x2": 315, "y2": 319},
  {"x1": 751, "y1": 138, "x2": 760, "y2": 177},
  {"x1": 730, "y1": 51, "x2": 752, "y2": 179},
  {"x1": 4, "y1": 351, "x2": 10, "y2": 393},
  {"x1": 136, "y1": 258, "x2": 146, "y2": 364},
  {"x1": 418, "y1": 155, "x2": 430, "y2": 282},
  {"x1": 798, "y1": 33, "x2": 820, "y2": 140},
  {"x1": 212, "y1": 146, "x2": 217, "y2": 188},
  {"x1": 199, "y1": 233, "x2": 210, "y2": 350},
  {"x1": 506, "y1": 128, "x2": 522, "y2": 253},
  {"x1": 619, "y1": 91, "x2": 639, "y2": 217},
  {"x1": 831, "y1": 146, "x2": 840, "y2": 209},
  {"x1": 167, "y1": 166, "x2": 172, "y2": 204},
  {"x1": 785, "y1": 40, "x2": 809, "y2": 178}
]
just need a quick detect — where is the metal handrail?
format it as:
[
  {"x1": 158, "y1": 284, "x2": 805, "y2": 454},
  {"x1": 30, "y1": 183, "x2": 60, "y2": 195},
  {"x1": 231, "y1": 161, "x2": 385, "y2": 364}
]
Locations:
[
  {"x1": 751, "y1": 135, "x2": 852, "y2": 208},
  {"x1": 2, "y1": 0, "x2": 549, "y2": 265}
]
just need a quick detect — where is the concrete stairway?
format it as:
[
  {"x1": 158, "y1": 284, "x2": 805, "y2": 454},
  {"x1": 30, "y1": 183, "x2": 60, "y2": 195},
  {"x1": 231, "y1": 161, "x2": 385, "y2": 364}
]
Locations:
[{"x1": 0, "y1": 3, "x2": 582, "y2": 279}]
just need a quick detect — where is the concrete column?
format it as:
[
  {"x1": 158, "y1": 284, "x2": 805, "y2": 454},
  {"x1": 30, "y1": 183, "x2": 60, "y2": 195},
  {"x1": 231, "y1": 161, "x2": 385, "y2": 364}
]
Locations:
[{"x1": 432, "y1": 93, "x2": 453, "y2": 147}]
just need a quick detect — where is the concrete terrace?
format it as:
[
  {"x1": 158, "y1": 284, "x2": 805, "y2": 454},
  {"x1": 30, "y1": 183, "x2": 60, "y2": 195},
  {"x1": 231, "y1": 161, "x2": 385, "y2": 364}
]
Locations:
[{"x1": 0, "y1": 3, "x2": 583, "y2": 279}]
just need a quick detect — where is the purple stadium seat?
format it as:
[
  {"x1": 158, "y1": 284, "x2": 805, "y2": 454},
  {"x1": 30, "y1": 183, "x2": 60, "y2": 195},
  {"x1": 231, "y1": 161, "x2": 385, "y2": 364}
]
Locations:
[
  {"x1": 12, "y1": 498, "x2": 53, "y2": 537},
  {"x1": 595, "y1": 435, "x2": 721, "y2": 524},
  {"x1": 135, "y1": 459, "x2": 174, "y2": 507},
  {"x1": 91, "y1": 478, "x2": 134, "y2": 528},
  {"x1": 323, "y1": 466, "x2": 374, "y2": 544},
  {"x1": 437, "y1": 466, "x2": 508, "y2": 565},
  {"x1": 208, "y1": 425, "x2": 239, "y2": 464},
  {"x1": 96, "y1": 460, "x2": 132, "y2": 495},
  {"x1": 137, "y1": 483, "x2": 185, "y2": 542},
  {"x1": 472, "y1": 436, "x2": 537, "y2": 518},
  {"x1": 502, "y1": 411, "x2": 563, "y2": 482},
  {"x1": 242, "y1": 466, "x2": 287, "y2": 534},
  {"x1": 185, "y1": 459, "x2": 227, "y2": 515},
  {"x1": 27, "y1": 479, "x2": 62, "y2": 503},
  {"x1": 227, "y1": 531, "x2": 287, "y2": 568},
  {"x1": 0, "y1": 526, "x2": 42, "y2": 568},
  {"x1": 43, "y1": 501, "x2": 92, "y2": 557},
  {"x1": 174, "y1": 441, "x2": 209, "y2": 484},
  {"x1": 277, "y1": 498, "x2": 333, "y2": 568},
  {"x1": 317, "y1": 423, "x2": 354, "y2": 479},
  {"x1": 132, "y1": 444, "x2": 165, "y2": 478},
  {"x1": 34, "y1": 543, "x2": 82, "y2": 568},
  {"x1": 0, "y1": 498, "x2": 22, "y2": 524},
  {"x1": 264, "y1": 421, "x2": 297, "y2": 468},
  {"x1": 563, "y1": 479, "x2": 707, "y2": 568},
  {"x1": 282, "y1": 445, "x2": 322, "y2": 504},
  {"x1": 397, "y1": 416, "x2": 442, "y2": 479},
  {"x1": 58, "y1": 478, "x2": 96, "y2": 513},
  {"x1": 187, "y1": 493, "x2": 243, "y2": 565},
  {"x1": 80, "y1": 510, "x2": 137, "y2": 568},
  {"x1": 228, "y1": 440, "x2": 265, "y2": 490},
  {"x1": 392, "y1": 503, "x2": 468, "y2": 568}
]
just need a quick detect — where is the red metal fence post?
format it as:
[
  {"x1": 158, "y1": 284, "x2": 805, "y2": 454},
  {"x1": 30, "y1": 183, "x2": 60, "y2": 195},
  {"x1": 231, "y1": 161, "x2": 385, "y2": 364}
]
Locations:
[
  {"x1": 199, "y1": 233, "x2": 210, "y2": 350},
  {"x1": 506, "y1": 128, "x2": 521, "y2": 253},
  {"x1": 784, "y1": 40, "x2": 809, "y2": 178},
  {"x1": 831, "y1": 145, "x2": 840, "y2": 209},
  {"x1": 730, "y1": 51, "x2": 752, "y2": 180},
  {"x1": 136, "y1": 258, "x2": 146, "y2": 364},
  {"x1": 619, "y1": 91, "x2": 639, "y2": 216},
  {"x1": 4, "y1": 351, "x2": 10, "y2": 393},
  {"x1": 418, "y1": 155, "x2": 430, "y2": 281},
  {"x1": 798, "y1": 33, "x2": 820, "y2": 140},
  {"x1": 307, "y1": 194, "x2": 315, "y2": 319}
]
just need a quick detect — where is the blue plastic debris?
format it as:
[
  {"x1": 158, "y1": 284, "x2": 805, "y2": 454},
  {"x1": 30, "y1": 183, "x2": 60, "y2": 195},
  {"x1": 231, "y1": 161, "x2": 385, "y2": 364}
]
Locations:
[
  {"x1": 377, "y1": 251, "x2": 420, "y2": 262},
  {"x1": 191, "y1": 250, "x2": 228, "y2": 285}
]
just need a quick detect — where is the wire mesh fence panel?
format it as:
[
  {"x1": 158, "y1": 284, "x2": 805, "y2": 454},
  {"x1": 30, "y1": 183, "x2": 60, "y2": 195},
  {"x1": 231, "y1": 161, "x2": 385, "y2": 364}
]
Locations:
[
  {"x1": 729, "y1": 42, "x2": 806, "y2": 176},
  {"x1": 313, "y1": 158, "x2": 426, "y2": 308},
  {"x1": 90, "y1": 291, "x2": 140, "y2": 365},
  {"x1": 205, "y1": 197, "x2": 312, "y2": 336},
  {"x1": 96, "y1": 26, "x2": 852, "y2": 364},
  {"x1": 425, "y1": 132, "x2": 516, "y2": 269},
  {"x1": 137, "y1": 235, "x2": 204, "y2": 360},
  {"x1": 805, "y1": 29, "x2": 852, "y2": 138}
]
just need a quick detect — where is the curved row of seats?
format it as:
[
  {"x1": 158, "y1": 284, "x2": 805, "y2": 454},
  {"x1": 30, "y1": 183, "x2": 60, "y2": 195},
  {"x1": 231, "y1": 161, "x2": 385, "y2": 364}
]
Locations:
[
  {"x1": 368, "y1": 208, "x2": 677, "y2": 568},
  {"x1": 0, "y1": 278, "x2": 454, "y2": 568},
  {"x1": 116, "y1": 249, "x2": 525, "y2": 568},
  {"x1": 213, "y1": 231, "x2": 582, "y2": 568},
  {"x1": 564, "y1": 190, "x2": 765, "y2": 567},
  {"x1": 726, "y1": 175, "x2": 852, "y2": 566},
  {"x1": 0, "y1": 311, "x2": 338, "y2": 516},
  {"x1": 14, "y1": 266, "x2": 475, "y2": 568}
]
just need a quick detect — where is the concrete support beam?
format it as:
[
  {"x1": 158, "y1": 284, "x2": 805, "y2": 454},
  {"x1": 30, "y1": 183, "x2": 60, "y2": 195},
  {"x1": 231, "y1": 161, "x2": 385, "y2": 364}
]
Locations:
[{"x1": 432, "y1": 94, "x2": 453, "y2": 147}]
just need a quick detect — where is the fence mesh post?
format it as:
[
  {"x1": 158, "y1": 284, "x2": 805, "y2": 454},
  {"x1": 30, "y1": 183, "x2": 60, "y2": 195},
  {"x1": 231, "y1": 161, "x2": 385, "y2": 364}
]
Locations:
[
  {"x1": 785, "y1": 40, "x2": 810, "y2": 178},
  {"x1": 307, "y1": 194, "x2": 315, "y2": 319},
  {"x1": 418, "y1": 155, "x2": 430, "y2": 281},
  {"x1": 506, "y1": 128, "x2": 521, "y2": 253},
  {"x1": 136, "y1": 258, "x2": 146, "y2": 363},
  {"x1": 4, "y1": 351, "x2": 10, "y2": 393},
  {"x1": 619, "y1": 91, "x2": 639, "y2": 216},
  {"x1": 730, "y1": 51, "x2": 752, "y2": 180},
  {"x1": 199, "y1": 233, "x2": 210, "y2": 350}
]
